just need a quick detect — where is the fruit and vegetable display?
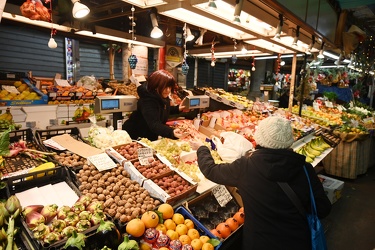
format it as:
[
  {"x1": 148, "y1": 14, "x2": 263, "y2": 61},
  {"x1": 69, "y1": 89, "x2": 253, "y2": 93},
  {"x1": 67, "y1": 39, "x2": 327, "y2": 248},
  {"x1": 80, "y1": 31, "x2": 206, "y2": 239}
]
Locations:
[
  {"x1": 0, "y1": 128, "x2": 57, "y2": 178},
  {"x1": 197, "y1": 87, "x2": 254, "y2": 109},
  {"x1": 187, "y1": 194, "x2": 244, "y2": 241},
  {"x1": 0, "y1": 80, "x2": 43, "y2": 101},
  {"x1": 76, "y1": 164, "x2": 161, "y2": 224},
  {"x1": 132, "y1": 157, "x2": 172, "y2": 179},
  {"x1": 88, "y1": 125, "x2": 132, "y2": 150},
  {"x1": 295, "y1": 137, "x2": 332, "y2": 163},
  {"x1": 20, "y1": 194, "x2": 125, "y2": 249},
  {"x1": 113, "y1": 141, "x2": 147, "y2": 161},
  {"x1": 125, "y1": 203, "x2": 220, "y2": 250},
  {"x1": 0, "y1": 195, "x2": 22, "y2": 250}
]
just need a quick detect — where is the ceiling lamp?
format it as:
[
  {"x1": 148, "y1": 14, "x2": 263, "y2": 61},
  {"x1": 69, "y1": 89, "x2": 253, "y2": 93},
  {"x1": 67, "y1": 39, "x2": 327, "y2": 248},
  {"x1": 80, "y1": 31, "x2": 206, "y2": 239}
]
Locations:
[
  {"x1": 292, "y1": 26, "x2": 300, "y2": 48},
  {"x1": 71, "y1": 0, "x2": 90, "y2": 19},
  {"x1": 306, "y1": 35, "x2": 315, "y2": 55},
  {"x1": 207, "y1": 0, "x2": 217, "y2": 10},
  {"x1": 184, "y1": 24, "x2": 195, "y2": 41},
  {"x1": 233, "y1": 0, "x2": 244, "y2": 24},
  {"x1": 273, "y1": 14, "x2": 283, "y2": 40},
  {"x1": 150, "y1": 7, "x2": 163, "y2": 38},
  {"x1": 317, "y1": 42, "x2": 325, "y2": 59}
]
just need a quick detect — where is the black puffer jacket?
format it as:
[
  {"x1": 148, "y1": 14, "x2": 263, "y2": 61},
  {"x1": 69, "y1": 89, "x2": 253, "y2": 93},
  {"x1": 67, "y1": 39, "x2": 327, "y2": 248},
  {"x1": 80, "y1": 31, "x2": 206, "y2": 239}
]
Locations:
[
  {"x1": 196, "y1": 146, "x2": 332, "y2": 250},
  {"x1": 122, "y1": 84, "x2": 179, "y2": 141}
]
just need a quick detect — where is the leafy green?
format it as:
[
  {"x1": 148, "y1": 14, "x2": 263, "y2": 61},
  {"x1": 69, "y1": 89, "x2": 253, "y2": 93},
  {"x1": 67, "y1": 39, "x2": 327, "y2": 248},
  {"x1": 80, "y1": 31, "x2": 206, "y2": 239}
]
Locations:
[{"x1": 0, "y1": 128, "x2": 11, "y2": 156}]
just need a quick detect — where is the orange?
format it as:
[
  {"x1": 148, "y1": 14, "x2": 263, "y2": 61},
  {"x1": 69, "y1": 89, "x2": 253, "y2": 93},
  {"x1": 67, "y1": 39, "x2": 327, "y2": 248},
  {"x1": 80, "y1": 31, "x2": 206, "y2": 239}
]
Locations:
[
  {"x1": 184, "y1": 219, "x2": 195, "y2": 229},
  {"x1": 139, "y1": 242, "x2": 152, "y2": 250},
  {"x1": 199, "y1": 235, "x2": 210, "y2": 244},
  {"x1": 202, "y1": 242, "x2": 214, "y2": 250},
  {"x1": 126, "y1": 218, "x2": 145, "y2": 237},
  {"x1": 187, "y1": 228, "x2": 200, "y2": 240},
  {"x1": 176, "y1": 224, "x2": 188, "y2": 236},
  {"x1": 172, "y1": 213, "x2": 185, "y2": 225},
  {"x1": 155, "y1": 223, "x2": 167, "y2": 235},
  {"x1": 166, "y1": 229, "x2": 179, "y2": 240},
  {"x1": 159, "y1": 247, "x2": 169, "y2": 250},
  {"x1": 191, "y1": 238, "x2": 203, "y2": 250},
  {"x1": 164, "y1": 219, "x2": 177, "y2": 231},
  {"x1": 157, "y1": 203, "x2": 174, "y2": 219},
  {"x1": 179, "y1": 234, "x2": 192, "y2": 245},
  {"x1": 141, "y1": 211, "x2": 160, "y2": 228}
]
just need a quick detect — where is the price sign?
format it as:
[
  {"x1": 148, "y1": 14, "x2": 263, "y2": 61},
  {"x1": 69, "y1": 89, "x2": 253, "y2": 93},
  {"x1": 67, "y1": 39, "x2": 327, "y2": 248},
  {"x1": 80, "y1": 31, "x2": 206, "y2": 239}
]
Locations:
[
  {"x1": 325, "y1": 101, "x2": 333, "y2": 108},
  {"x1": 212, "y1": 185, "x2": 232, "y2": 207},
  {"x1": 87, "y1": 153, "x2": 117, "y2": 171},
  {"x1": 2, "y1": 85, "x2": 20, "y2": 94},
  {"x1": 313, "y1": 102, "x2": 320, "y2": 111},
  {"x1": 138, "y1": 147, "x2": 154, "y2": 165}
]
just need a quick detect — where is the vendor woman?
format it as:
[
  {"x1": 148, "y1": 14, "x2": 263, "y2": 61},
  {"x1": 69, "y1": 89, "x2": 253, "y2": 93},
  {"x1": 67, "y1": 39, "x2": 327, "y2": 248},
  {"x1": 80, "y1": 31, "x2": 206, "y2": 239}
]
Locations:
[{"x1": 122, "y1": 69, "x2": 186, "y2": 141}]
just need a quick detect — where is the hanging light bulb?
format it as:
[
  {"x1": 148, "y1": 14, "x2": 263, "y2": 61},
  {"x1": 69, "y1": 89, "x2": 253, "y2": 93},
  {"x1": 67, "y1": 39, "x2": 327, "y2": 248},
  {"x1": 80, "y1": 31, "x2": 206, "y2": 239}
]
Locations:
[
  {"x1": 252, "y1": 57, "x2": 256, "y2": 71},
  {"x1": 233, "y1": 0, "x2": 244, "y2": 24},
  {"x1": 71, "y1": 0, "x2": 90, "y2": 19},
  {"x1": 48, "y1": 37, "x2": 57, "y2": 49},
  {"x1": 273, "y1": 14, "x2": 283, "y2": 40},
  {"x1": 291, "y1": 26, "x2": 300, "y2": 48},
  {"x1": 150, "y1": 8, "x2": 163, "y2": 38},
  {"x1": 184, "y1": 24, "x2": 195, "y2": 42},
  {"x1": 317, "y1": 42, "x2": 325, "y2": 59},
  {"x1": 252, "y1": 65, "x2": 256, "y2": 71},
  {"x1": 306, "y1": 35, "x2": 315, "y2": 55}
]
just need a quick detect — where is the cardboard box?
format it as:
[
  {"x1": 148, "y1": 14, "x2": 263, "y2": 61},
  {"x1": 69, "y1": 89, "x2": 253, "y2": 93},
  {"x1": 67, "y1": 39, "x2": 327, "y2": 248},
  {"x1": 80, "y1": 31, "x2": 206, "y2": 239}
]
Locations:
[{"x1": 318, "y1": 174, "x2": 345, "y2": 204}]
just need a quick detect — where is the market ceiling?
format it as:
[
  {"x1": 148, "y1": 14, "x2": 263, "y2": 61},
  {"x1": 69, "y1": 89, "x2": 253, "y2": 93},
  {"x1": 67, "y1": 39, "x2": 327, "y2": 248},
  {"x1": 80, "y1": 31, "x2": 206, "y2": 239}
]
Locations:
[{"x1": 2, "y1": 0, "x2": 375, "y2": 58}]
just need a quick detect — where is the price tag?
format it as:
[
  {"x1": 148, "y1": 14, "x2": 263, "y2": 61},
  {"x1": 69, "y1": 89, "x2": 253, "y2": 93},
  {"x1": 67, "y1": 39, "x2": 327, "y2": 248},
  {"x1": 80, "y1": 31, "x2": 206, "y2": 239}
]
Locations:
[
  {"x1": 325, "y1": 101, "x2": 333, "y2": 108},
  {"x1": 313, "y1": 102, "x2": 320, "y2": 111},
  {"x1": 212, "y1": 185, "x2": 232, "y2": 207},
  {"x1": 363, "y1": 117, "x2": 374, "y2": 124},
  {"x1": 138, "y1": 147, "x2": 154, "y2": 165},
  {"x1": 2, "y1": 85, "x2": 20, "y2": 94},
  {"x1": 87, "y1": 153, "x2": 117, "y2": 171}
]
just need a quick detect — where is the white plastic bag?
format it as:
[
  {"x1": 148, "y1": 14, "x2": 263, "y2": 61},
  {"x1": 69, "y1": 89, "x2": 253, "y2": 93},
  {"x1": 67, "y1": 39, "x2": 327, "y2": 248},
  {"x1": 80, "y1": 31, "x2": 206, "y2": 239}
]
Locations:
[{"x1": 212, "y1": 131, "x2": 253, "y2": 163}]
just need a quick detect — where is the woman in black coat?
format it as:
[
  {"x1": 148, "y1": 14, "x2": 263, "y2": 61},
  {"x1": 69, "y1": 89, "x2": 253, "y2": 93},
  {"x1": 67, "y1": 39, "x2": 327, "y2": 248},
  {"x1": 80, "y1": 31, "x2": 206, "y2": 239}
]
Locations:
[
  {"x1": 123, "y1": 70, "x2": 185, "y2": 141},
  {"x1": 190, "y1": 116, "x2": 332, "y2": 250}
]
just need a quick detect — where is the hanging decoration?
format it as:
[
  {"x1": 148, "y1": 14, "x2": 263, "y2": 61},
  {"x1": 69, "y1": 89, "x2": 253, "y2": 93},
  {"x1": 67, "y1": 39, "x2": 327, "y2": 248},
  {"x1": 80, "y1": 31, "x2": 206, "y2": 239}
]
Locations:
[
  {"x1": 47, "y1": 0, "x2": 57, "y2": 49},
  {"x1": 231, "y1": 39, "x2": 237, "y2": 64},
  {"x1": 128, "y1": 6, "x2": 138, "y2": 70},
  {"x1": 211, "y1": 40, "x2": 216, "y2": 67},
  {"x1": 181, "y1": 23, "x2": 190, "y2": 75},
  {"x1": 20, "y1": 0, "x2": 51, "y2": 22},
  {"x1": 195, "y1": 28, "x2": 207, "y2": 46},
  {"x1": 251, "y1": 56, "x2": 256, "y2": 71},
  {"x1": 275, "y1": 53, "x2": 281, "y2": 75}
]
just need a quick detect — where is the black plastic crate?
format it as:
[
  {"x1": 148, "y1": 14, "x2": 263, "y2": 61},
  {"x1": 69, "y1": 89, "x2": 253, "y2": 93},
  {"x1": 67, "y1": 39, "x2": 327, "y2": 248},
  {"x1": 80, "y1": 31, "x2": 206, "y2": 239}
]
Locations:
[
  {"x1": 35, "y1": 127, "x2": 86, "y2": 147},
  {"x1": 35, "y1": 127, "x2": 89, "y2": 172},
  {"x1": 1, "y1": 128, "x2": 54, "y2": 179}
]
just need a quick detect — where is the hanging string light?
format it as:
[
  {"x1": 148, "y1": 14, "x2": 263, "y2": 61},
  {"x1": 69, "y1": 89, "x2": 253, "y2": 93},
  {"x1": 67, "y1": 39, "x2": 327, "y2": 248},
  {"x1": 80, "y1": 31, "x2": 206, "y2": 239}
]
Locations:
[
  {"x1": 47, "y1": 0, "x2": 57, "y2": 49},
  {"x1": 128, "y1": 6, "x2": 138, "y2": 70},
  {"x1": 181, "y1": 23, "x2": 190, "y2": 75},
  {"x1": 211, "y1": 40, "x2": 216, "y2": 67}
]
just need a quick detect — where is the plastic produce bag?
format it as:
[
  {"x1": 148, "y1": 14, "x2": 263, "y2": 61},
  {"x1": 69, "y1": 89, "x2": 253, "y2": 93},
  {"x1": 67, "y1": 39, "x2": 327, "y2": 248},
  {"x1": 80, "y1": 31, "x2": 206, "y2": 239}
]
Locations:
[{"x1": 211, "y1": 131, "x2": 253, "y2": 163}]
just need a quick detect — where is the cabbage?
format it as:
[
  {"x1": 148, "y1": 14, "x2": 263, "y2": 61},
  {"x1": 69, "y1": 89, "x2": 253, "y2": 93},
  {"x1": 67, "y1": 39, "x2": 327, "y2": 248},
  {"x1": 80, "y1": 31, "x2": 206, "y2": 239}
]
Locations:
[{"x1": 88, "y1": 125, "x2": 132, "y2": 150}]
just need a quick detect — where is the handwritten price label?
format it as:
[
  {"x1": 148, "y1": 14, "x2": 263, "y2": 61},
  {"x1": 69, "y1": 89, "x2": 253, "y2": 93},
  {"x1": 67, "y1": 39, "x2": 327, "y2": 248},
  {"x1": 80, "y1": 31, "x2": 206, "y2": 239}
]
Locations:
[
  {"x1": 138, "y1": 147, "x2": 154, "y2": 165},
  {"x1": 212, "y1": 185, "x2": 232, "y2": 207}
]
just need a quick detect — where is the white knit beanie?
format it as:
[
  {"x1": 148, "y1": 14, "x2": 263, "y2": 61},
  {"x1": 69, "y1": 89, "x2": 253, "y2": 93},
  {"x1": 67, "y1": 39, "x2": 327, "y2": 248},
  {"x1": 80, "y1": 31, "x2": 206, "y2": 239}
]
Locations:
[{"x1": 254, "y1": 116, "x2": 294, "y2": 149}]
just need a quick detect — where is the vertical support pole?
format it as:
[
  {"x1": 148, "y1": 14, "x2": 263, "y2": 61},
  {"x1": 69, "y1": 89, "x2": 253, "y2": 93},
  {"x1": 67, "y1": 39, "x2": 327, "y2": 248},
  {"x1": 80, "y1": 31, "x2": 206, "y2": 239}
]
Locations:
[{"x1": 289, "y1": 53, "x2": 297, "y2": 111}]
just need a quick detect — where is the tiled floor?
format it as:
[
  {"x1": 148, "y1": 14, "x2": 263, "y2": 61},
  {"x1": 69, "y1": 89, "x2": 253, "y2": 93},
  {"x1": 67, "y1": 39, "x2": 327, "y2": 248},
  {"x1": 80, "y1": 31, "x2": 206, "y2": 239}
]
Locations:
[{"x1": 323, "y1": 165, "x2": 375, "y2": 250}]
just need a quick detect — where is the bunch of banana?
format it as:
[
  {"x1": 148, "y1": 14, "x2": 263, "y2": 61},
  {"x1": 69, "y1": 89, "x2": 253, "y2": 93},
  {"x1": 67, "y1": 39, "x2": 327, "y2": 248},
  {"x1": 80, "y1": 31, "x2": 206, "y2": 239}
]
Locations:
[
  {"x1": 0, "y1": 108, "x2": 13, "y2": 121},
  {"x1": 295, "y1": 136, "x2": 331, "y2": 163},
  {"x1": 73, "y1": 107, "x2": 83, "y2": 119}
]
